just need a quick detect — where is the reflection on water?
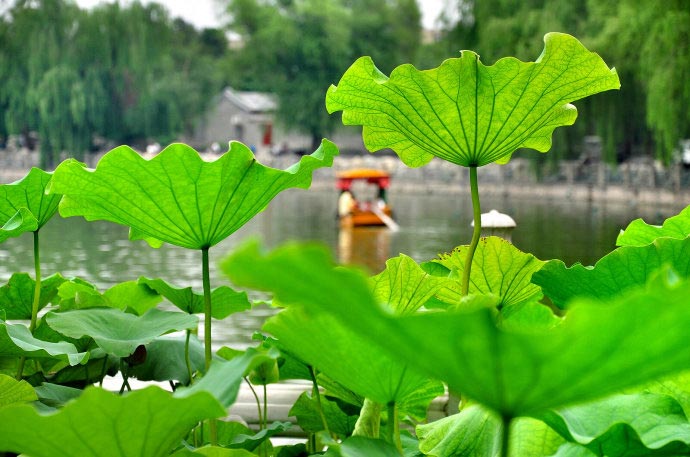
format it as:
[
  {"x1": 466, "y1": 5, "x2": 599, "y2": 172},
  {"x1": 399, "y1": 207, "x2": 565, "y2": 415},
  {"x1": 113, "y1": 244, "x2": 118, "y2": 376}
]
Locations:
[
  {"x1": 0, "y1": 188, "x2": 682, "y2": 347},
  {"x1": 338, "y1": 227, "x2": 391, "y2": 272}
]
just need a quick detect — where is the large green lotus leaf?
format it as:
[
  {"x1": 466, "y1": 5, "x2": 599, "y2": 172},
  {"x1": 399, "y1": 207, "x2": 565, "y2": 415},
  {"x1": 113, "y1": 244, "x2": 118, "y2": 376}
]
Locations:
[
  {"x1": 139, "y1": 277, "x2": 250, "y2": 318},
  {"x1": 45, "y1": 308, "x2": 198, "y2": 357},
  {"x1": 290, "y1": 391, "x2": 359, "y2": 437},
  {"x1": 0, "y1": 374, "x2": 37, "y2": 407},
  {"x1": 511, "y1": 417, "x2": 565, "y2": 457},
  {"x1": 215, "y1": 421, "x2": 291, "y2": 452},
  {"x1": 322, "y1": 436, "x2": 401, "y2": 457},
  {"x1": 0, "y1": 320, "x2": 87, "y2": 365},
  {"x1": 0, "y1": 386, "x2": 225, "y2": 457},
  {"x1": 48, "y1": 140, "x2": 338, "y2": 249},
  {"x1": 127, "y1": 335, "x2": 205, "y2": 384},
  {"x1": 431, "y1": 236, "x2": 546, "y2": 309},
  {"x1": 538, "y1": 393, "x2": 690, "y2": 456},
  {"x1": 532, "y1": 236, "x2": 690, "y2": 309},
  {"x1": 57, "y1": 278, "x2": 162, "y2": 314},
  {"x1": 643, "y1": 370, "x2": 690, "y2": 419},
  {"x1": 617, "y1": 205, "x2": 690, "y2": 247},
  {"x1": 326, "y1": 33, "x2": 619, "y2": 167},
  {"x1": 416, "y1": 404, "x2": 502, "y2": 456},
  {"x1": 224, "y1": 241, "x2": 690, "y2": 417},
  {"x1": 104, "y1": 280, "x2": 163, "y2": 314},
  {"x1": 172, "y1": 448, "x2": 255, "y2": 457},
  {"x1": 551, "y1": 443, "x2": 598, "y2": 456},
  {"x1": 262, "y1": 305, "x2": 444, "y2": 421},
  {"x1": 177, "y1": 449, "x2": 258, "y2": 457},
  {"x1": 0, "y1": 272, "x2": 65, "y2": 319},
  {"x1": 175, "y1": 347, "x2": 279, "y2": 408},
  {"x1": 0, "y1": 207, "x2": 37, "y2": 242},
  {"x1": 0, "y1": 167, "x2": 61, "y2": 242},
  {"x1": 34, "y1": 382, "x2": 83, "y2": 409},
  {"x1": 370, "y1": 254, "x2": 456, "y2": 315}
]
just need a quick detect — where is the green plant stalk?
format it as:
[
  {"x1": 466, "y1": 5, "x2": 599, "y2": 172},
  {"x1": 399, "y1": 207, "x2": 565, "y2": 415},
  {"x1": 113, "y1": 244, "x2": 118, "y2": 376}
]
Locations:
[
  {"x1": 462, "y1": 166, "x2": 482, "y2": 296},
  {"x1": 263, "y1": 383, "x2": 268, "y2": 431},
  {"x1": 29, "y1": 230, "x2": 42, "y2": 331},
  {"x1": 184, "y1": 329, "x2": 193, "y2": 385},
  {"x1": 386, "y1": 401, "x2": 402, "y2": 455},
  {"x1": 16, "y1": 230, "x2": 42, "y2": 380},
  {"x1": 308, "y1": 366, "x2": 333, "y2": 438},
  {"x1": 245, "y1": 377, "x2": 263, "y2": 429},
  {"x1": 200, "y1": 247, "x2": 217, "y2": 445}
]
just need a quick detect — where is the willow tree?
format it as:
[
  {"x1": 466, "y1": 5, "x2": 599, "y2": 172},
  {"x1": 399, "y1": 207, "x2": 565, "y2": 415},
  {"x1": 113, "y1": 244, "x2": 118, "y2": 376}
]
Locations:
[{"x1": 0, "y1": 0, "x2": 226, "y2": 165}]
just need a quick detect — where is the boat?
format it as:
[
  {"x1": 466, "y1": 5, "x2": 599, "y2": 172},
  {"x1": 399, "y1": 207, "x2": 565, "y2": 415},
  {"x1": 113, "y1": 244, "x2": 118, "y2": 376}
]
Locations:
[{"x1": 336, "y1": 168, "x2": 396, "y2": 229}]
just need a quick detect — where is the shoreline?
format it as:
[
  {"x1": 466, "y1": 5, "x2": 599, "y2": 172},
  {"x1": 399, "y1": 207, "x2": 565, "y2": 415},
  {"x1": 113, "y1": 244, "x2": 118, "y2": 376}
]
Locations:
[{"x1": 2, "y1": 150, "x2": 688, "y2": 212}]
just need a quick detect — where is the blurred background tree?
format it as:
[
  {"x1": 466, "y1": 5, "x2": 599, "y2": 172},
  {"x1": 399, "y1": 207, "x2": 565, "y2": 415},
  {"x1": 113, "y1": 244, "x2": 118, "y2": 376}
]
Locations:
[
  {"x1": 0, "y1": 0, "x2": 688, "y2": 170},
  {"x1": 0, "y1": 0, "x2": 228, "y2": 167}
]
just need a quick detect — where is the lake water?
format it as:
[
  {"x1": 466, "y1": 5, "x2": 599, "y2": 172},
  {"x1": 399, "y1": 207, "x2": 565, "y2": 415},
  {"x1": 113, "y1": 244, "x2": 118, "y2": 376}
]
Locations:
[{"x1": 0, "y1": 188, "x2": 682, "y2": 346}]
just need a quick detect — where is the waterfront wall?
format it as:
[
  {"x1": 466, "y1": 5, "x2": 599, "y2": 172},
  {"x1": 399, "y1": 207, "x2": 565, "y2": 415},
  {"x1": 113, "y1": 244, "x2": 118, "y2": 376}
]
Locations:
[{"x1": 2, "y1": 146, "x2": 689, "y2": 208}]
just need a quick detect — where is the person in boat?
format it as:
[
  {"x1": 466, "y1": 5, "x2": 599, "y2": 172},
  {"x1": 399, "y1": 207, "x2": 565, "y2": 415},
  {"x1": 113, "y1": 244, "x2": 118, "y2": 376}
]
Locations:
[{"x1": 338, "y1": 189, "x2": 357, "y2": 217}]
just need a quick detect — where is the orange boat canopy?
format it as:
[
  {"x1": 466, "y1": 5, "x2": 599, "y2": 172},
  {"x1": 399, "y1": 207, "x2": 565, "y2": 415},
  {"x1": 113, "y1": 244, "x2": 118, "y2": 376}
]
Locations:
[{"x1": 336, "y1": 168, "x2": 390, "y2": 190}]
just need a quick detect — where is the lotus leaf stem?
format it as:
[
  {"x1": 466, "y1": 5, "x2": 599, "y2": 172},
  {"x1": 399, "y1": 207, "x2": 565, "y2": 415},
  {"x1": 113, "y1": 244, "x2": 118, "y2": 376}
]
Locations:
[
  {"x1": 462, "y1": 166, "x2": 482, "y2": 296},
  {"x1": 309, "y1": 366, "x2": 333, "y2": 438},
  {"x1": 200, "y1": 246, "x2": 218, "y2": 445},
  {"x1": 16, "y1": 230, "x2": 42, "y2": 380}
]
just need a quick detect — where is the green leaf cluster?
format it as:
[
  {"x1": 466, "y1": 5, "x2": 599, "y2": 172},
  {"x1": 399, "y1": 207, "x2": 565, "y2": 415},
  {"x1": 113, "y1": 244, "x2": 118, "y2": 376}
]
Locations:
[{"x1": 6, "y1": 29, "x2": 690, "y2": 457}]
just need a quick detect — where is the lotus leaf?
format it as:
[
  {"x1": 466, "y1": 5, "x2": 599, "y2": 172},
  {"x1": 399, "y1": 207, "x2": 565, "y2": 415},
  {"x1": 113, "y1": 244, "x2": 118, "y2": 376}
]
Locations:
[
  {"x1": 223, "y1": 241, "x2": 690, "y2": 417},
  {"x1": 326, "y1": 33, "x2": 619, "y2": 167},
  {"x1": 617, "y1": 205, "x2": 690, "y2": 247},
  {"x1": 48, "y1": 141, "x2": 338, "y2": 249},
  {"x1": 0, "y1": 320, "x2": 87, "y2": 365},
  {"x1": 0, "y1": 374, "x2": 37, "y2": 407},
  {"x1": 139, "y1": 277, "x2": 250, "y2": 318},
  {"x1": 0, "y1": 386, "x2": 225, "y2": 457},
  {"x1": 0, "y1": 273, "x2": 65, "y2": 319},
  {"x1": 45, "y1": 308, "x2": 198, "y2": 357},
  {"x1": 262, "y1": 306, "x2": 444, "y2": 420},
  {"x1": 127, "y1": 335, "x2": 205, "y2": 384},
  {"x1": 0, "y1": 167, "x2": 61, "y2": 242},
  {"x1": 416, "y1": 404, "x2": 502, "y2": 457},
  {"x1": 533, "y1": 237, "x2": 690, "y2": 308},
  {"x1": 370, "y1": 253, "x2": 456, "y2": 315},
  {"x1": 538, "y1": 393, "x2": 690, "y2": 456},
  {"x1": 431, "y1": 236, "x2": 546, "y2": 309}
]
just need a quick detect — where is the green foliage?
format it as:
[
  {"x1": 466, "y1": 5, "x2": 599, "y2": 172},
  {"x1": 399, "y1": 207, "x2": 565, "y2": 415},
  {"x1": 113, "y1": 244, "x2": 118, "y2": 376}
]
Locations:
[
  {"x1": 0, "y1": 319, "x2": 87, "y2": 365},
  {"x1": 0, "y1": 273, "x2": 64, "y2": 319},
  {"x1": 223, "y1": 240, "x2": 690, "y2": 418},
  {"x1": 429, "y1": 237, "x2": 546, "y2": 309},
  {"x1": 0, "y1": 386, "x2": 225, "y2": 457},
  {"x1": 290, "y1": 391, "x2": 358, "y2": 437},
  {"x1": 0, "y1": 374, "x2": 37, "y2": 407},
  {"x1": 0, "y1": 0, "x2": 227, "y2": 164},
  {"x1": 260, "y1": 304, "x2": 444, "y2": 421},
  {"x1": 327, "y1": 33, "x2": 619, "y2": 167},
  {"x1": 45, "y1": 308, "x2": 198, "y2": 358},
  {"x1": 49, "y1": 141, "x2": 338, "y2": 249},
  {"x1": 533, "y1": 238, "x2": 690, "y2": 308},
  {"x1": 434, "y1": 0, "x2": 689, "y2": 164},
  {"x1": 3, "y1": 26, "x2": 690, "y2": 457},
  {"x1": 0, "y1": 167, "x2": 61, "y2": 240},
  {"x1": 416, "y1": 405, "x2": 502, "y2": 457},
  {"x1": 539, "y1": 393, "x2": 690, "y2": 456},
  {"x1": 127, "y1": 336, "x2": 205, "y2": 385},
  {"x1": 139, "y1": 277, "x2": 250, "y2": 318},
  {"x1": 617, "y1": 205, "x2": 690, "y2": 247},
  {"x1": 370, "y1": 254, "x2": 456, "y2": 315}
]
